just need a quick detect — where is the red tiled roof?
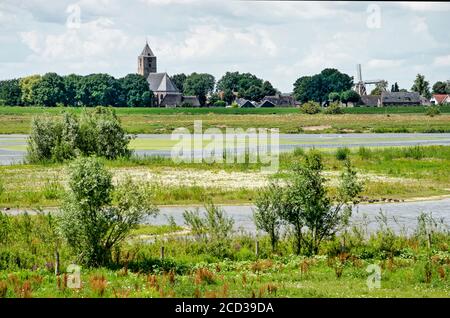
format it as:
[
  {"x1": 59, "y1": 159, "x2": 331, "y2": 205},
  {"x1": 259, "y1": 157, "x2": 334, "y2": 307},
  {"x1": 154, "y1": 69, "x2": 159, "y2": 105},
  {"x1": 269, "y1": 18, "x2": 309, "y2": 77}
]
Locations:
[{"x1": 432, "y1": 94, "x2": 450, "y2": 104}]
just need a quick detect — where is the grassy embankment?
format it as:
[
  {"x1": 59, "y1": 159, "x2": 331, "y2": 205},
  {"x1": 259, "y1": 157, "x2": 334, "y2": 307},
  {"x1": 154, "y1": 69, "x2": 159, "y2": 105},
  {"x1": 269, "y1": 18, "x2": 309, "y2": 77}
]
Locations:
[
  {"x1": 0, "y1": 106, "x2": 450, "y2": 134},
  {"x1": 0, "y1": 145, "x2": 449, "y2": 207}
]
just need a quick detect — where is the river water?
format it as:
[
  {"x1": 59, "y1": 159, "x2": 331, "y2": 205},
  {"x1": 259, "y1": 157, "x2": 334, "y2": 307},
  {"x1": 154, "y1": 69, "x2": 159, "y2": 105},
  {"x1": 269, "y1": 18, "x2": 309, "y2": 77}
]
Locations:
[
  {"x1": 1, "y1": 133, "x2": 450, "y2": 165},
  {"x1": 149, "y1": 198, "x2": 450, "y2": 235},
  {"x1": 3, "y1": 198, "x2": 449, "y2": 235}
]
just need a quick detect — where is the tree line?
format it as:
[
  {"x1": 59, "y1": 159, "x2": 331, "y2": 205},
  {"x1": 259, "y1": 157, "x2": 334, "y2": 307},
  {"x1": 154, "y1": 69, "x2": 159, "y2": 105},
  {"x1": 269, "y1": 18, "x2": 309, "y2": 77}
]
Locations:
[
  {"x1": 0, "y1": 73, "x2": 153, "y2": 107},
  {"x1": 1, "y1": 70, "x2": 447, "y2": 107}
]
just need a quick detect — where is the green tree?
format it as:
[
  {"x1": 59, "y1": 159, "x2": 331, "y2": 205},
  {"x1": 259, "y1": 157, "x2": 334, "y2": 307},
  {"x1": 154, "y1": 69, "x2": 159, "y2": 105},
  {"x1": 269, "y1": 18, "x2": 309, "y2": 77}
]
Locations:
[
  {"x1": 293, "y1": 69, "x2": 353, "y2": 103},
  {"x1": 33, "y1": 73, "x2": 66, "y2": 107},
  {"x1": 243, "y1": 85, "x2": 264, "y2": 101},
  {"x1": 77, "y1": 74, "x2": 123, "y2": 106},
  {"x1": 183, "y1": 73, "x2": 215, "y2": 106},
  {"x1": 59, "y1": 157, "x2": 158, "y2": 266},
  {"x1": 207, "y1": 92, "x2": 220, "y2": 106},
  {"x1": 217, "y1": 72, "x2": 277, "y2": 102},
  {"x1": 0, "y1": 79, "x2": 21, "y2": 106},
  {"x1": 370, "y1": 80, "x2": 388, "y2": 95},
  {"x1": 119, "y1": 74, "x2": 153, "y2": 107},
  {"x1": 432, "y1": 81, "x2": 448, "y2": 94},
  {"x1": 411, "y1": 74, "x2": 431, "y2": 98},
  {"x1": 63, "y1": 74, "x2": 83, "y2": 106},
  {"x1": 171, "y1": 73, "x2": 187, "y2": 93},
  {"x1": 261, "y1": 80, "x2": 277, "y2": 97},
  {"x1": 328, "y1": 92, "x2": 341, "y2": 102},
  {"x1": 254, "y1": 183, "x2": 284, "y2": 252},
  {"x1": 19, "y1": 75, "x2": 41, "y2": 105},
  {"x1": 391, "y1": 82, "x2": 400, "y2": 92},
  {"x1": 340, "y1": 90, "x2": 360, "y2": 106},
  {"x1": 293, "y1": 76, "x2": 313, "y2": 103},
  {"x1": 280, "y1": 152, "x2": 362, "y2": 255}
]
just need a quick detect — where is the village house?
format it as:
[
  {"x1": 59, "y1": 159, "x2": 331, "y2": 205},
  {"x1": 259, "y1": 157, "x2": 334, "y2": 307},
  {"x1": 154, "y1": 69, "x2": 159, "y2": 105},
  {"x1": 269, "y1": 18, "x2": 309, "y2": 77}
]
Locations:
[
  {"x1": 430, "y1": 94, "x2": 450, "y2": 105},
  {"x1": 261, "y1": 93, "x2": 296, "y2": 107}
]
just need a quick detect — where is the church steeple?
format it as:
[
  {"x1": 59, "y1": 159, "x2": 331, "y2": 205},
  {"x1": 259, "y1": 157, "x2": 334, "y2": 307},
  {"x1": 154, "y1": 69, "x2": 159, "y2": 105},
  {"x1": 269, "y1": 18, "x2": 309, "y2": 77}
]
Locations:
[
  {"x1": 140, "y1": 41, "x2": 155, "y2": 57},
  {"x1": 138, "y1": 42, "x2": 157, "y2": 78}
]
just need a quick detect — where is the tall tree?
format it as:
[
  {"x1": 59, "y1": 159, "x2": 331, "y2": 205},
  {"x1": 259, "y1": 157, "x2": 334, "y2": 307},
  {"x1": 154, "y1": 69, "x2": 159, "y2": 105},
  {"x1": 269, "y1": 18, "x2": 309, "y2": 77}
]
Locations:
[
  {"x1": 33, "y1": 73, "x2": 66, "y2": 107},
  {"x1": 183, "y1": 73, "x2": 215, "y2": 106},
  {"x1": 432, "y1": 81, "x2": 448, "y2": 94},
  {"x1": 0, "y1": 79, "x2": 21, "y2": 106},
  {"x1": 411, "y1": 74, "x2": 431, "y2": 98},
  {"x1": 119, "y1": 74, "x2": 153, "y2": 107},
  {"x1": 370, "y1": 80, "x2": 388, "y2": 95},
  {"x1": 63, "y1": 74, "x2": 83, "y2": 106},
  {"x1": 19, "y1": 74, "x2": 41, "y2": 105},
  {"x1": 217, "y1": 71, "x2": 277, "y2": 102},
  {"x1": 293, "y1": 69, "x2": 353, "y2": 103},
  {"x1": 171, "y1": 73, "x2": 187, "y2": 93},
  {"x1": 391, "y1": 82, "x2": 399, "y2": 92},
  {"x1": 78, "y1": 74, "x2": 122, "y2": 106},
  {"x1": 340, "y1": 90, "x2": 360, "y2": 106}
]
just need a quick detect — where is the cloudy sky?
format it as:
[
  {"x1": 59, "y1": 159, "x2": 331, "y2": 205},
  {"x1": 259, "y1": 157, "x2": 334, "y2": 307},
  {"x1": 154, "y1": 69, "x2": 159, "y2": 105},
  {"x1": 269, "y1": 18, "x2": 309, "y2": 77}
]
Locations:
[{"x1": 1, "y1": 0, "x2": 449, "y2": 92}]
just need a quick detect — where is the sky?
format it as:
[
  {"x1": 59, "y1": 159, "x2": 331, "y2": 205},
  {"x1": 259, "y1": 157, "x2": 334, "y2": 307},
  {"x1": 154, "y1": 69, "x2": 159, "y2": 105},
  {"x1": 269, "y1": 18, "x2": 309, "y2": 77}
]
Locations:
[{"x1": 0, "y1": 0, "x2": 449, "y2": 93}]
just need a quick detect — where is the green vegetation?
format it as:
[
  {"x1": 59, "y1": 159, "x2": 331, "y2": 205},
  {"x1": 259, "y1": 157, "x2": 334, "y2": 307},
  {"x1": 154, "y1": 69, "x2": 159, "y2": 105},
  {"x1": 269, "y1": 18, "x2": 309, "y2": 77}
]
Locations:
[
  {"x1": 293, "y1": 68, "x2": 353, "y2": 104},
  {"x1": 27, "y1": 107, "x2": 132, "y2": 162},
  {"x1": 1, "y1": 106, "x2": 450, "y2": 134},
  {"x1": 0, "y1": 207, "x2": 448, "y2": 297},
  {"x1": 59, "y1": 157, "x2": 157, "y2": 266}
]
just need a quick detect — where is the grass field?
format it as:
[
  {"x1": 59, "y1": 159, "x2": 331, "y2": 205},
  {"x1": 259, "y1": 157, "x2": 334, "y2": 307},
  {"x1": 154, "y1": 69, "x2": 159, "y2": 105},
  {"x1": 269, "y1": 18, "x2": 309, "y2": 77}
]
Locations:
[{"x1": 1, "y1": 106, "x2": 450, "y2": 134}]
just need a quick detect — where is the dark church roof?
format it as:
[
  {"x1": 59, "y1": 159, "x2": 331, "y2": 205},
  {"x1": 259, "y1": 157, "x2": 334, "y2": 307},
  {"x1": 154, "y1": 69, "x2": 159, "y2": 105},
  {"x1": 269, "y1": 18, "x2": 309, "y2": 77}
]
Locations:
[
  {"x1": 147, "y1": 73, "x2": 179, "y2": 93},
  {"x1": 140, "y1": 43, "x2": 155, "y2": 57}
]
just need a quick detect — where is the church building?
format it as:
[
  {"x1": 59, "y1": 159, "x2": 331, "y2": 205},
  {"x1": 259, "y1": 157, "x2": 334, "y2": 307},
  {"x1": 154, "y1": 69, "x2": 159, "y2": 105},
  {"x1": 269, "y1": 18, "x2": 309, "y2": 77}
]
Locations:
[{"x1": 138, "y1": 42, "x2": 199, "y2": 107}]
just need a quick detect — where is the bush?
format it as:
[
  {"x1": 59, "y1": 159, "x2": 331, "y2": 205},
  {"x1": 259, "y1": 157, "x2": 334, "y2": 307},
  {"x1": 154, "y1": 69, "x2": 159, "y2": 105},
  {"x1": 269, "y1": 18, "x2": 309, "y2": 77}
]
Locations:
[
  {"x1": 300, "y1": 101, "x2": 321, "y2": 114},
  {"x1": 335, "y1": 147, "x2": 350, "y2": 161},
  {"x1": 358, "y1": 146, "x2": 372, "y2": 160},
  {"x1": 27, "y1": 107, "x2": 132, "y2": 163},
  {"x1": 323, "y1": 102, "x2": 343, "y2": 114},
  {"x1": 183, "y1": 202, "x2": 234, "y2": 257},
  {"x1": 213, "y1": 100, "x2": 226, "y2": 107},
  {"x1": 58, "y1": 157, "x2": 158, "y2": 266},
  {"x1": 426, "y1": 106, "x2": 440, "y2": 117}
]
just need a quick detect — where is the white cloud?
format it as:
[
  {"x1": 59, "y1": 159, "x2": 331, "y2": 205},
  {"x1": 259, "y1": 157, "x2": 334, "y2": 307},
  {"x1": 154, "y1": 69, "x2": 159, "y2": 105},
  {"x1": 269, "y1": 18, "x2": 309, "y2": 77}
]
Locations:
[
  {"x1": 397, "y1": 2, "x2": 450, "y2": 12},
  {"x1": 434, "y1": 55, "x2": 450, "y2": 67},
  {"x1": 20, "y1": 17, "x2": 131, "y2": 61},
  {"x1": 367, "y1": 59, "x2": 405, "y2": 69}
]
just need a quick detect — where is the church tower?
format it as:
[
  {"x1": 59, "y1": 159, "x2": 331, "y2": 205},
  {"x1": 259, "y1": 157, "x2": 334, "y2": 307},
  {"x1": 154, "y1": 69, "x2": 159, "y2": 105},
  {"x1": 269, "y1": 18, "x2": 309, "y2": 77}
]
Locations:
[{"x1": 138, "y1": 42, "x2": 157, "y2": 79}]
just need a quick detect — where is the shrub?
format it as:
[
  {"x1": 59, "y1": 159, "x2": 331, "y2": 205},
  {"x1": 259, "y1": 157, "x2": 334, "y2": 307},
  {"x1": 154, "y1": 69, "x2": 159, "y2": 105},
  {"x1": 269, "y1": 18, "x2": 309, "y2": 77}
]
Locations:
[
  {"x1": 358, "y1": 146, "x2": 372, "y2": 160},
  {"x1": 213, "y1": 100, "x2": 226, "y2": 107},
  {"x1": 183, "y1": 202, "x2": 234, "y2": 257},
  {"x1": 58, "y1": 157, "x2": 158, "y2": 266},
  {"x1": 335, "y1": 147, "x2": 350, "y2": 161},
  {"x1": 323, "y1": 102, "x2": 343, "y2": 114},
  {"x1": 426, "y1": 106, "x2": 440, "y2": 117},
  {"x1": 300, "y1": 101, "x2": 321, "y2": 114},
  {"x1": 27, "y1": 107, "x2": 132, "y2": 163}
]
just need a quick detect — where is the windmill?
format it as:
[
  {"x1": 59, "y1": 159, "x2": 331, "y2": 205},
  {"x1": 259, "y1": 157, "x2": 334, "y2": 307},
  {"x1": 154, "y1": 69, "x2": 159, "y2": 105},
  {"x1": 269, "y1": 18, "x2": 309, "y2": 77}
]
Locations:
[{"x1": 354, "y1": 64, "x2": 386, "y2": 96}]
